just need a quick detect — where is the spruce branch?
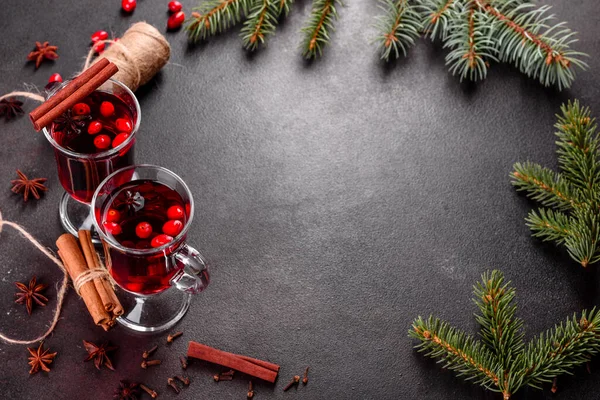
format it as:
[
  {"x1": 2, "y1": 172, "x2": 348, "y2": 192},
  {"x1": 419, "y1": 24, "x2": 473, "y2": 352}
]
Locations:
[
  {"x1": 186, "y1": 0, "x2": 254, "y2": 42},
  {"x1": 375, "y1": 0, "x2": 423, "y2": 61},
  {"x1": 512, "y1": 102, "x2": 600, "y2": 267},
  {"x1": 411, "y1": 270, "x2": 600, "y2": 399},
  {"x1": 420, "y1": 0, "x2": 459, "y2": 40},
  {"x1": 241, "y1": 0, "x2": 281, "y2": 50},
  {"x1": 300, "y1": 0, "x2": 342, "y2": 59}
]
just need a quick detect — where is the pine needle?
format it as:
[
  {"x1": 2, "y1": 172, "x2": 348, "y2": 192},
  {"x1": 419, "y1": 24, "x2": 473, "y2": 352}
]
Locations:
[{"x1": 300, "y1": 0, "x2": 343, "y2": 59}]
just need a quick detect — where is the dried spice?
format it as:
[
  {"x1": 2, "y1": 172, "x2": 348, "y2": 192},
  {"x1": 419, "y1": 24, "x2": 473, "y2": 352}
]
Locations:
[
  {"x1": 124, "y1": 190, "x2": 144, "y2": 214},
  {"x1": 27, "y1": 342, "x2": 57, "y2": 374},
  {"x1": 0, "y1": 98, "x2": 24, "y2": 121},
  {"x1": 52, "y1": 109, "x2": 90, "y2": 136},
  {"x1": 15, "y1": 276, "x2": 48, "y2": 315},
  {"x1": 83, "y1": 340, "x2": 118, "y2": 370},
  {"x1": 11, "y1": 170, "x2": 48, "y2": 202},
  {"x1": 114, "y1": 381, "x2": 140, "y2": 400},
  {"x1": 27, "y1": 41, "x2": 59, "y2": 69}
]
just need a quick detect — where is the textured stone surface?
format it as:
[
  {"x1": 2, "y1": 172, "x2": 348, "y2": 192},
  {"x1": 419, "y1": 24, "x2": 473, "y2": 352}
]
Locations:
[{"x1": 0, "y1": 0, "x2": 599, "y2": 399}]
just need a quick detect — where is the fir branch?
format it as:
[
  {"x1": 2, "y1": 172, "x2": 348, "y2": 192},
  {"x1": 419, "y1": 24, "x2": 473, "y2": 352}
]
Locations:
[
  {"x1": 241, "y1": 0, "x2": 281, "y2": 50},
  {"x1": 300, "y1": 0, "x2": 342, "y2": 59},
  {"x1": 564, "y1": 208, "x2": 600, "y2": 267},
  {"x1": 186, "y1": 0, "x2": 254, "y2": 42},
  {"x1": 411, "y1": 271, "x2": 600, "y2": 399},
  {"x1": 525, "y1": 208, "x2": 574, "y2": 244},
  {"x1": 419, "y1": 0, "x2": 458, "y2": 40},
  {"x1": 374, "y1": 0, "x2": 423, "y2": 61},
  {"x1": 275, "y1": 0, "x2": 293, "y2": 16}
]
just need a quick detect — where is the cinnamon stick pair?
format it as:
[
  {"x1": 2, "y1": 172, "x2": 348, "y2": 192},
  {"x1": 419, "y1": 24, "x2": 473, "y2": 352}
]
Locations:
[{"x1": 56, "y1": 232, "x2": 123, "y2": 331}]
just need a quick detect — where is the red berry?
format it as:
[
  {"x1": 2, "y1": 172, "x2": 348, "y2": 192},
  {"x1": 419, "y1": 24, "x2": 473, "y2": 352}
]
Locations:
[
  {"x1": 48, "y1": 73, "x2": 62, "y2": 83},
  {"x1": 167, "y1": 11, "x2": 185, "y2": 30},
  {"x1": 94, "y1": 134, "x2": 111, "y2": 150},
  {"x1": 151, "y1": 234, "x2": 174, "y2": 248},
  {"x1": 88, "y1": 121, "x2": 103, "y2": 135},
  {"x1": 122, "y1": 0, "x2": 136, "y2": 12},
  {"x1": 167, "y1": 205, "x2": 185, "y2": 220},
  {"x1": 115, "y1": 118, "x2": 133, "y2": 133},
  {"x1": 72, "y1": 103, "x2": 91, "y2": 116},
  {"x1": 103, "y1": 221, "x2": 122, "y2": 235},
  {"x1": 121, "y1": 240, "x2": 136, "y2": 248},
  {"x1": 100, "y1": 101, "x2": 115, "y2": 117},
  {"x1": 112, "y1": 133, "x2": 130, "y2": 148},
  {"x1": 136, "y1": 222, "x2": 153, "y2": 239},
  {"x1": 162, "y1": 219, "x2": 184, "y2": 236},
  {"x1": 106, "y1": 209, "x2": 121, "y2": 222},
  {"x1": 168, "y1": 1, "x2": 182, "y2": 12},
  {"x1": 91, "y1": 30, "x2": 109, "y2": 43},
  {"x1": 93, "y1": 41, "x2": 106, "y2": 54}
]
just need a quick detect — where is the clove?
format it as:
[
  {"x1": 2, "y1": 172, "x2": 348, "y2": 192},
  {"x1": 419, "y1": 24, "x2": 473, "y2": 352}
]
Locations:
[
  {"x1": 247, "y1": 381, "x2": 254, "y2": 399},
  {"x1": 175, "y1": 376, "x2": 190, "y2": 386},
  {"x1": 283, "y1": 375, "x2": 300, "y2": 392},
  {"x1": 142, "y1": 345, "x2": 158, "y2": 359},
  {"x1": 139, "y1": 383, "x2": 158, "y2": 399},
  {"x1": 167, "y1": 331, "x2": 183, "y2": 344},
  {"x1": 214, "y1": 373, "x2": 234, "y2": 382},
  {"x1": 167, "y1": 377, "x2": 181, "y2": 394},
  {"x1": 302, "y1": 366, "x2": 309, "y2": 385},
  {"x1": 141, "y1": 359, "x2": 162, "y2": 369},
  {"x1": 179, "y1": 356, "x2": 188, "y2": 370}
]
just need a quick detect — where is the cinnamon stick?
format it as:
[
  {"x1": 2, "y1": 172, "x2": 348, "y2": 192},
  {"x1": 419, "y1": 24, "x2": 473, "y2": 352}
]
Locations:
[
  {"x1": 56, "y1": 234, "x2": 111, "y2": 327},
  {"x1": 31, "y1": 60, "x2": 118, "y2": 131},
  {"x1": 187, "y1": 342, "x2": 279, "y2": 383},
  {"x1": 237, "y1": 355, "x2": 280, "y2": 373}
]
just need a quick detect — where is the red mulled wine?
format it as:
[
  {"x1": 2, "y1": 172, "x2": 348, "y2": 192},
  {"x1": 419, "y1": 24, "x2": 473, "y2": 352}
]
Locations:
[
  {"x1": 99, "y1": 180, "x2": 190, "y2": 294},
  {"x1": 49, "y1": 90, "x2": 136, "y2": 203}
]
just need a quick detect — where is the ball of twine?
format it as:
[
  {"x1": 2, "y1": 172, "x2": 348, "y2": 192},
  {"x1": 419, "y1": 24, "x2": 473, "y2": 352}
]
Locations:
[{"x1": 84, "y1": 22, "x2": 171, "y2": 91}]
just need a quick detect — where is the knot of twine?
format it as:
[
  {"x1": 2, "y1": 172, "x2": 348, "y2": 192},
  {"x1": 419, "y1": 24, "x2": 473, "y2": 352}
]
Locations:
[
  {"x1": 72, "y1": 267, "x2": 115, "y2": 295},
  {"x1": 0, "y1": 210, "x2": 68, "y2": 345}
]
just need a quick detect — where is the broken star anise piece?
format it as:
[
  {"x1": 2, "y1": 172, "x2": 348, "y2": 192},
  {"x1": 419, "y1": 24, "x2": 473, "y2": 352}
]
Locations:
[
  {"x1": 83, "y1": 340, "x2": 119, "y2": 370},
  {"x1": 15, "y1": 276, "x2": 49, "y2": 315},
  {"x1": 114, "y1": 381, "x2": 140, "y2": 400},
  {"x1": 11, "y1": 170, "x2": 48, "y2": 202},
  {"x1": 52, "y1": 109, "x2": 90, "y2": 136},
  {"x1": 27, "y1": 342, "x2": 57, "y2": 374},
  {"x1": 0, "y1": 98, "x2": 24, "y2": 121},
  {"x1": 27, "y1": 41, "x2": 59, "y2": 69}
]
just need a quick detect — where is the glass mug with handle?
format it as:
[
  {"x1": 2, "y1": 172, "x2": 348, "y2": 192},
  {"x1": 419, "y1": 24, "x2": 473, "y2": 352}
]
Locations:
[{"x1": 92, "y1": 164, "x2": 209, "y2": 332}]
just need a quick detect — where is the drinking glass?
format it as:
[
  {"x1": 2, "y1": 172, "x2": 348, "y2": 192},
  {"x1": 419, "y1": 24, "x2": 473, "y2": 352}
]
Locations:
[
  {"x1": 43, "y1": 79, "x2": 139, "y2": 241},
  {"x1": 92, "y1": 164, "x2": 210, "y2": 332}
]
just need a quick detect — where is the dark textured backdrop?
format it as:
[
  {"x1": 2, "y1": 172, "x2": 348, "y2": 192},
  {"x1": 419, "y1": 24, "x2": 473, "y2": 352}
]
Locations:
[{"x1": 1, "y1": 0, "x2": 600, "y2": 399}]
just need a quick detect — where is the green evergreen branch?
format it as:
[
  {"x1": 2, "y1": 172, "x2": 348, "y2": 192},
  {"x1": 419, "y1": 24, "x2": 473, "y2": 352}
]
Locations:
[
  {"x1": 419, "y1": 0, "x2": 458, "y2": 40},
  {"x1": 300, "y1": 0, "x2": 342, "y2": 59},
  {"x1": 410, "y1": 270, "x2": 600, "y2": 399},
  {"x1": 374, "y1": 0, "x2": 423, "y2": 61},
  {"x1": 512, "y1": 102, "x2": 600, "y2": 267},
  {"x1": 241, "y1": 0, "x2": 281, "y2": 50},
  {"x1": 186, "y1": 0, "x2": 254, "y2": 42}
]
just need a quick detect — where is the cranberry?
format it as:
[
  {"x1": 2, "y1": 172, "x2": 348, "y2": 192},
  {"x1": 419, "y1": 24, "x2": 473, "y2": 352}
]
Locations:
[
  {"x1": 91, "y1": 30, "x2": 109, "y2": 43},
  {"x1": 136, "y1": 222, "x2": 153, "y2": 239},
  {"x1": 93, "y1": 41, "x2": 106, "y2": 54},
  {"x1": 106, "y1": 209, "x2": 121, "y2": 222},
  {"x1": 162, "y1": 219, "x2": 184, "y2": 236},
  {"x1": 121, "y1": 240, "x2": 136, "y2": 248},
  {"x1": 122, "y1": 0, "x2": 136, "y2": 12},
  {"x1": 112, "y1": 132, "x2": 130, "y2": 148},
  {"x1": 167, "y1": 11, "x2": 185, "y2": 30},
  {"x1": 151, "y1": 234, "x2": 173, "y2": 248},
  {"x1": 103, "y1": 221, "x2": 122, "y2": 235},
  {"x1": 48, "y1": 73, "x2": 62, "y2": 83},
  {"x1": 100, "y1": 101, "x2": 115, "y2": 117},
  {"x1": 72, "y1": 103, "x2": 91, "y2": 116},
  {"x1": 88, "y1": 121, "x2": 103, "y2": 135},
  {"x1": 168, "y1": 1, "x2": 182, "y2": 12},
  {"x1": 94, "y1": 134, "x2": 111, "y2": 150},
  {"x1": 167, "y1": 205, "x2": 184, "y2": 220},
  {"x1": 135, "y1": 240, "x2": 151, "y2": 250},
  {"x1": 115, "y1": 118, "x2": 133, "y2": 133}
]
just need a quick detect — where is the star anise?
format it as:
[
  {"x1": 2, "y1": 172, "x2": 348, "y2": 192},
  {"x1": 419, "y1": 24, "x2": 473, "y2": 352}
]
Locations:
[
  {"x1": 83, "y1": 340, "x2": 118, "y2": 370},
  {"x1": 52, "y1": 109, "x2": 90, "y2": 136},
  {"x1": 27, "y1": 342, "x2": 57, "y2": 374},
  {"x1": 27, "y1": 41, "x2": 59, "y2": 69},
  {"x1": 10, "y1": 170, "x2": 48, "y2": 202},
  {"x1": 0, "y1": 98, "x2": 24, "y2": 121},
  {"x1": 114, "y1": 381, "x2": 140, "y2": 400},
  {"x1": 15, "y1": 276, "x2": 48, "y2": 315},
  {"x1": 124, "y1": 191, "x2": 145, "y2": 214}
]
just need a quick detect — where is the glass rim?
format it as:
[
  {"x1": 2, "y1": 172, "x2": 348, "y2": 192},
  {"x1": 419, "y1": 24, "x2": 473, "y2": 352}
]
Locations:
[
  {"x1": 91, "y1": 164, "x2": 195, "y2": 256},
  {"x1": 42, "y1": 78, "x2": 141, "y2": 159}
]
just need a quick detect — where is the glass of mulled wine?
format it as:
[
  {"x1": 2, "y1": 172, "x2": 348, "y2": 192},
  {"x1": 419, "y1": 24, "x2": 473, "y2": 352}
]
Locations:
[
  {"x1": 43, "y1": 79, "x2": 139, "y2": 241},
  {"x1": 92, "y1": 164, "x2": 210, "y2": 333}
]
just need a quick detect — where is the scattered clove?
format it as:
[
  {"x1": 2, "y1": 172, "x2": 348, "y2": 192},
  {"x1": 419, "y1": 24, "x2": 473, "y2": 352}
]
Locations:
[
  {"x1": 139, "y1": 383, "x2": 158, "y2": 399},
  {"x1": 143, "y1": 345, "x2": 158, "y2": 359},
  {"x1": 283, "y1": 375, "x2": 300, "y2": 392},
  {"x1": 141, "y1": 359, "x2": 162, "y2": 369},
  {"x1": 551, "y1": 377, "x2": 558, "y2": 394},
  {"x1": 167, "y1": 377, "x2": 181, "y2": 394},
  {"x1": 302, "y1": 366, "x2": 309, "y2": 385},
  {"x1": 175, "y1": 376, "x2": 190, "y2": 386},
  {"x1": 167, "y1": 331, "x2": 183, "y2": 344},
  {"x1": 214, "y1": 373, "x2": 234, "y2": 382},
  {"x1": 247, "y1": 381, "x2": 254, "y2": 399},
  {"x1": 179, "y1": 356, "x2": 188, "y2": 370}
]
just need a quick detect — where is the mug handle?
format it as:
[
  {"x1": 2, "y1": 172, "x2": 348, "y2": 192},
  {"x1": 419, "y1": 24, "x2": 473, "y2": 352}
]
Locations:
[{"x1": 171, "y1": 244, "x2": 210, "y2": 294}]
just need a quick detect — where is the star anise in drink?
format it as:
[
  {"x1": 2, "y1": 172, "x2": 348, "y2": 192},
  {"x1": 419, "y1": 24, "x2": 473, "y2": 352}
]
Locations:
[
  {"x1": 124, "y1": 190, "x2": 145, "y2": 214},
  {"x1": 10, "y1": 170, "x2": 48, "y2": 202},
  {"x1": 114, "y1": 381, "x2": 140, "y2": 400},
  {"x1": 52, "y1": 109, "x2": 90, "y2": 136},
  {"x1": 27, "y1": 41, "x2": 59, "y2": 69},
  {"x1": 15, "y1": 276, "x2": 48, "y2": 315},
  {"x1": 83, "y1": 340, "x2": 119, "y2": 370},
  {"x1": 27, "y1": 342, "x2": 57, "y2": 374},
  {"x1": 0, "y1": 98, "x2": 24, "y2": 121}
]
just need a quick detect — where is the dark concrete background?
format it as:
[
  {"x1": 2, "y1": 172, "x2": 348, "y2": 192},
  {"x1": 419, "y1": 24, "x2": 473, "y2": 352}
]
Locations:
[{"x1": 1, "y1": 0, "x2": 599, "y2": 399}]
